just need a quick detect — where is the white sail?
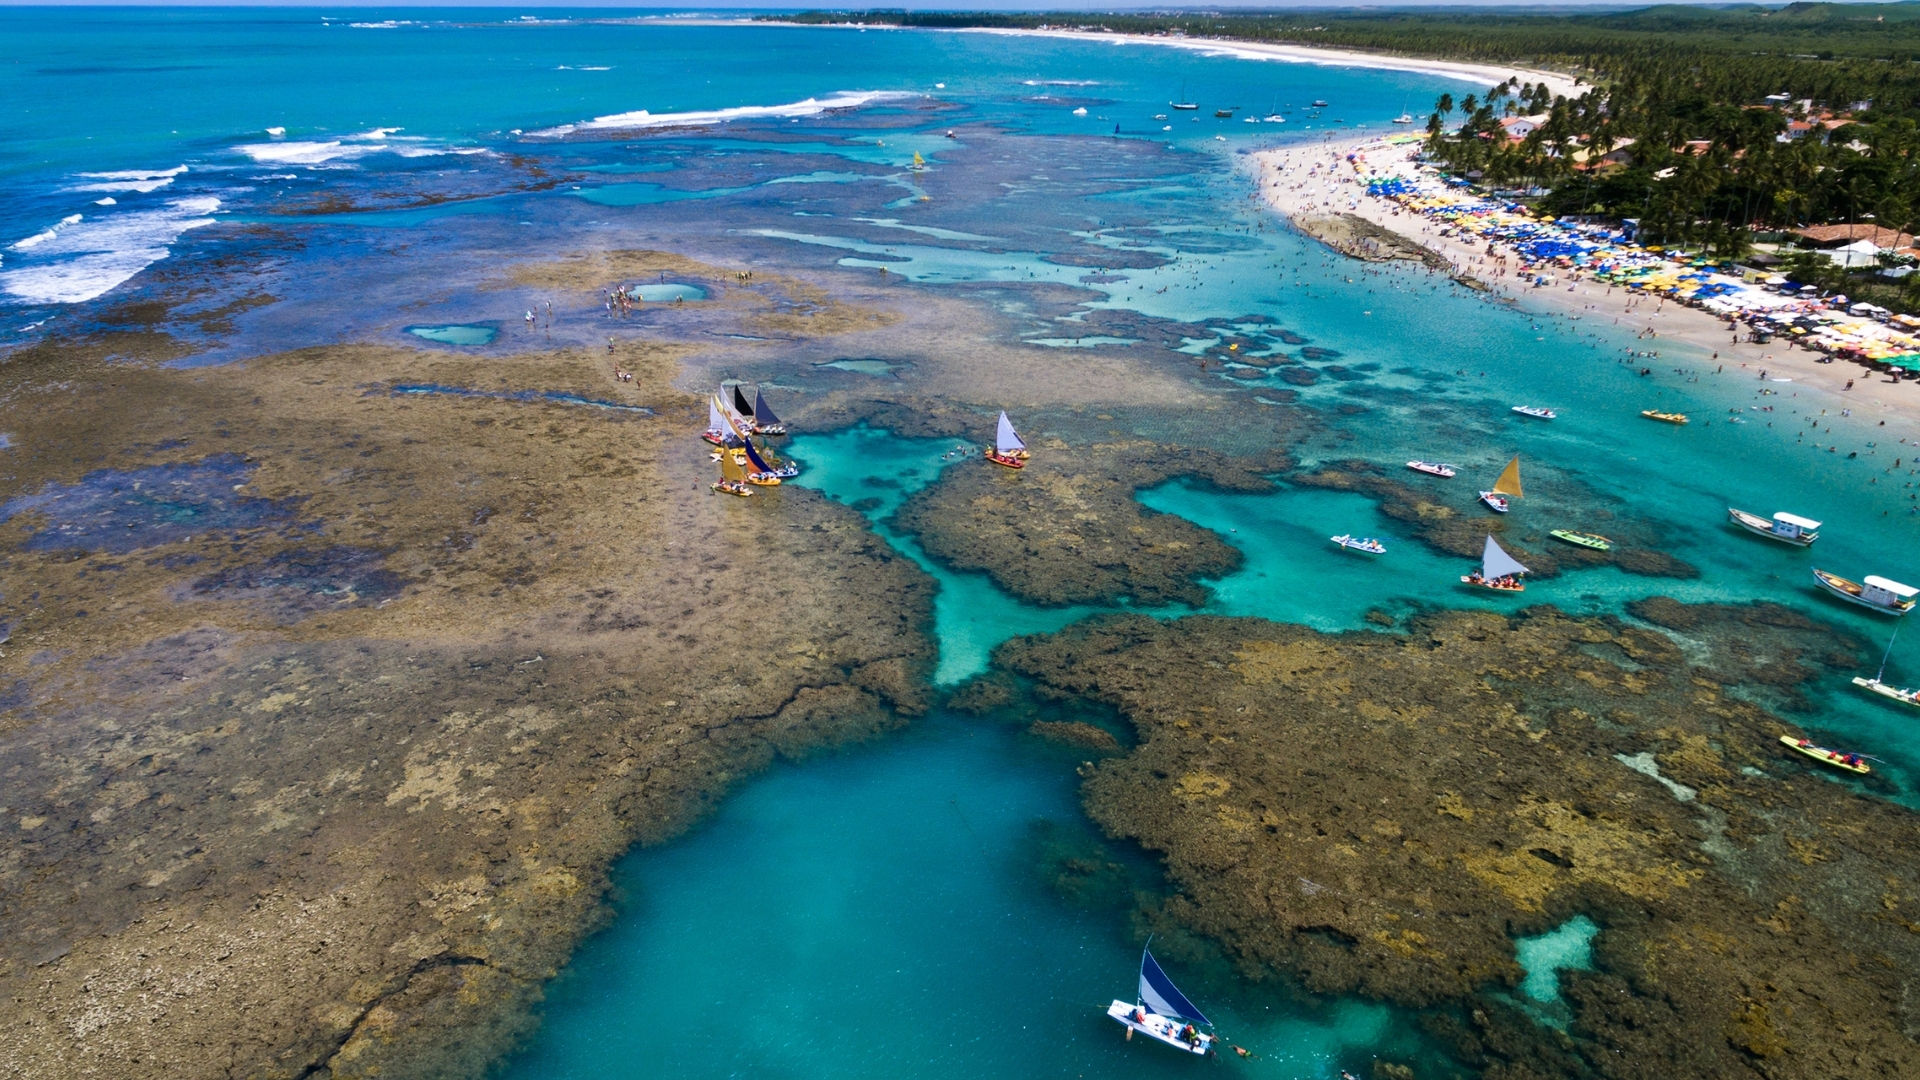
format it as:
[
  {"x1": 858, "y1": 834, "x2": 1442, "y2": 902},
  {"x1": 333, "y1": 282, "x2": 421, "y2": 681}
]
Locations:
[
  {"x1": 708, "y1": 396, "x2": 728, "y2": 431},
  {"x1": 1482, "y1": 535, "x2": 1529, "y2": 579},
  {"x1": 996, "y1": 410, "x2": 1026, "y2": 454},
  {"x1": 718, "y1": 390, "x2": 750, "y2": 428}
]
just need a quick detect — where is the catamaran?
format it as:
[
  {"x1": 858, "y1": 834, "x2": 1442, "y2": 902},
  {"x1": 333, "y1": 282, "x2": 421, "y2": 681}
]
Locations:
[
  {"x1": 1107, "y1": 944, "x2": 1216, "y2": 1056},
  {"x1": 753, "y1": 389, "x2": 787, "y2": 435},
  {"x1": 985, "y1": 410, "x2": 1030, "y2": 469},
  {"x1": 1461, "y1": 534, "x2": 1528, "y2": 592},
  {"x1": 1728, "y1": 508, "x2": 1819, "y2": 546},
  {"x1": 1813, "y1": 569, "x2": 1917, "y2": 616},
  {"x1": 1480, "y1": 455, "x2": 1522, "y2": 513},
  {"x1": 1331, "y1": 534, "x2": 1386, "y2": 555},
  {"x1": 1511, "y1": 406, "x2": 1557, "y2": 420},
  {"x1": 1853, "y1": 625, "x2": 1920, "y2": 708},
  {"x1": 1778, "y1": 735, "x2": 1871, "y2": 775},
  {"x1": 1406, "y1": 460, "x2": 1457, "y2": 478}
]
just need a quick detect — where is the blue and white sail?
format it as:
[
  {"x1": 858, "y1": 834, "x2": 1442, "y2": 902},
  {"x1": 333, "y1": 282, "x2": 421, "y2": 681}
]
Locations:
[
  {"x1": 995, "y1": 410, "x2": 1026, "y2": 455},
  {"x1": 1481, "y1": 535, "x2": 1529, "y2": 579},
  {"x1": 1139, "y1": 948, "x2": 1211, "y2": 1026}
]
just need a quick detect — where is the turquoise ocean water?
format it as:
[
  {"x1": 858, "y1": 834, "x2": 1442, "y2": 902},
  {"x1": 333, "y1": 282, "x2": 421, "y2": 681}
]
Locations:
[{"x1": 8, "y1": 11, "x2": 1920, "y2": 1078}]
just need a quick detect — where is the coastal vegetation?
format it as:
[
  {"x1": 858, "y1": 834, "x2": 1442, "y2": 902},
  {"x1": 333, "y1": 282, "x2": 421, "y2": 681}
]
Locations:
[{"x1": 782, "y1": 4, "x2": 1920, "y2": 305}]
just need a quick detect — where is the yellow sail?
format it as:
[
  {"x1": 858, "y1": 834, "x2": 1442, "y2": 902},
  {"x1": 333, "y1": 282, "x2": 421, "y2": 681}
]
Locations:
[
  {"x1": 720, "y1": 449, "x2": 746, "y2": 482},
  {"x1": 1492, "y1": 456, "x2": 1523, "y2": 498},
  {"x1": 912, "y1": 151, "x2": 925, "y2": 169}
]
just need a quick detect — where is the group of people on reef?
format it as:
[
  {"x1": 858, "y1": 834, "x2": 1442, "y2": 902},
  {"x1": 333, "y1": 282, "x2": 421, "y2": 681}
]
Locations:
[{"x1": 605, "y1": 285, "x2": 638, "y2": 318}]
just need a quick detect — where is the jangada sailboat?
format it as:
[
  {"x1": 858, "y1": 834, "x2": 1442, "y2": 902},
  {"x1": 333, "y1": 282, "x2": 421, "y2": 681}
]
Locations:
[
  {"x1": 711, "y1": 441, "x2": 753, "y2": 497},
  {"x1": 1480, "y1": 455, "x2": 1522, "y2": 513},
  {"x1": 1107, "y1": 944, "x2": 1216, "y2": 1056},
  {"x1": 741, "y1": 438, "x2": 798, "y2": 484},
  {"x1": 752, "y1": 388, "x2": 787, "y2": 435},
  {"x1": 1853, "y1": 625, "x2": 1920, "y2": 709},
  {"x1": 1461, "y1": 534, "x2": 1528, "y2": 592},
  {"x1": 985, "y1": 410, "x2": 1030, "y2": 469},
  {"x1": 702, "y1": 395, "x2": 742, "y2": 448}
]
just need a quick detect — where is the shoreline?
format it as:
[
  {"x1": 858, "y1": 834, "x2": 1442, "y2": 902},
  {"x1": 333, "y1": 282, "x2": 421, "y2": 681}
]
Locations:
[{"x1": 1251, "y1": 133, "x2": 1919, "y2": 426}]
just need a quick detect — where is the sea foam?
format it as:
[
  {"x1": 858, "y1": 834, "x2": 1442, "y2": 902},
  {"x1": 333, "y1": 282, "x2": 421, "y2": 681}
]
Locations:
[
  {"x1": 234, "y1": 130, "x2": 482, "y2": 166},
  {"x1": 1, "y1": 197, "x2": 220, "y2": 304},
  {"x1": 70, "y1": 165, "x2": 188, "y2": 194},
  {"x1": 534, "y1": 90, "x2": 918, "y2": 136}
]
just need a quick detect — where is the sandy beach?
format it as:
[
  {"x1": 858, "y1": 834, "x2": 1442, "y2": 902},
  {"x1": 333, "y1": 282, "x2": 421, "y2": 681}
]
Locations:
[{"x1": 1251, "y1": 134, "x2": 1919, "y2": 425}]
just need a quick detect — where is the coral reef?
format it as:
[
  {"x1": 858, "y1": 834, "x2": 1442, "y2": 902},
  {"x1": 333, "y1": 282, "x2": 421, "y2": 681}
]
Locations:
[{"x1": 997, "y1": 605, "x2": 1920, "y2": 1080}]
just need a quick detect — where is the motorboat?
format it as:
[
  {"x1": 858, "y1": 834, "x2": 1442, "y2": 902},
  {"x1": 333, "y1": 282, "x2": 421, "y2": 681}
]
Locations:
[
  {"x1": 1778, "y1": 735, "x2": 1870, "y2": 775},
  {"x1": 1813, "y1": 569, "x2": 1916, "y2": 616},
  {"x1": 1641, "y1": 410, "x2": 1689, "y2": 424},
  {"x1": 1728, "y1": 507, "x2": 1819, "y2": 546},
  {"x1": 1107, "y1": 944, "x2": 1216, "y2": 1056},
  {"x1": 1511, "y1": 406, "x2": 1557, "y2": 420},
  {"x1": 1331, "y1": 534, "x2": 1386, "y2": 554},
  {"x1": 1406, "y1": 460, "x2": 1456, "y2": 478}
]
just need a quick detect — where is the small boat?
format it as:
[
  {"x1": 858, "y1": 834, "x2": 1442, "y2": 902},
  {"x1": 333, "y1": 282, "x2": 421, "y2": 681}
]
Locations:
[
  {"x1": 1392, "y1": 113, "x2": 1414, "y2": 124},
  {"x1": 1853, "y1": 677, "x2": 1920, "y2": 708},
  {"x1": 1311, "y1": 99, "x2": 1330, "y2": 107},
  {"x1": 1778, "y1": 734, "x2": 1870, "y2": 775},
  {"x1": 1107, "y1": 944, "x2": 1216, "y2": 1056},
  {"x1": 753, "y1": 388, "x2": 787, "y2": 436},
  {"x1": 1728, "y1": 507, "x2": 1819, "y2": 546},
  {"x1": 1479, "y1": 455, "x2": 1522, "y2": 513},
  {"x1": 1406, "y1": 460, "x2": 1456, "y2": 478},
  {"x1": 1331, "y1": 534, "x2": 1386, "y2": 555},
  {"x1": 1171, "y1": 82, "x2": 1198, "y2": 111},
  {"x1": 1214, "y1": 108, "x2": 1235, "y2": 118},
  {"x1": 1641, "y1": 410, "x2": 1689, "y2": 424},
  {"x1": 740, "y1": 440, "x2": 784, "y2": 486},
  {"x1": 1550, "y1": 530, "x2": 1612, "y2": 551},
  {"x1": 985, "y1": 410, "x2": 1030, "y2": 469},
  {"x1": 1153, "y1": 113, "x2": 1168, "y2": 121},
  {"x1": 1461, "y1": 534, "x2": 1528, "y2": 592},
  {"x1": 911, "y1": 151, "x2": 925, "y2": 171},
  {"x1": 711, "y1": 442, "x2": 753, "y2": 497},
  {"x1": 1813, "y1": 569, "x2": 1916, "y2": 616},
  {"x1": 1511, "y1": 406, "x2": 1557, "y2": 420},
  {"x1": 702, "y1": 395, "x2": 743, "y2": 447},
  {"x1": 1264, "y1": 114, "x2": 1286, "y2": 123}
]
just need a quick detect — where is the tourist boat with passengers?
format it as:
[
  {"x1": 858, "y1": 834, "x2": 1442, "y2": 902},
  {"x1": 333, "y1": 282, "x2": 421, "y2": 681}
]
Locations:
[
  {"x1": 1461, "y1": 535, "x2": 1528, "y2": 592},
  {"x1": 1406, "y1": 460, "x2": 1456, "y2": 478},
  {"x1": 1108, "y1": 943, "x2": 1216, "y2": 1056},
  {"x1": 752, "y1": 389, "x2": 787, "y2": 436},
  {"x1": 748, "y1": 437, "x2": 799, "y2": 479},
  {"x1": 711, "y1": 443, "x2": 753, "y2": 497},
  {"x1": 703, "y1": 395, "x2": 744, "y2": 447},
  {"x1": 1778, "y1": 735, "x2": 1871, "y2": 775},
  {"x1": 1511, "y1": 406, "x2": 1557, "y2": 420},
  {"x1": 985, "y1": 410, "x2": 1030, "y2": 469},
  {"x1": 1641, "y1": 410, "x2": 1689, "y2": 424},
  {"x1": 740, "y1": 440, "x2": 784, "y2": 486},
  {"x1": 1550, "y1": 530, "x2": 1612, "y2": 551},
  {"x1": 1728, "y1": 508, "x2": 1820, "y2": 546},
  {"x1": 1331, "y1": 534, "x2": 1386, "y2": 555},
  {"x1": 1814, "y1": 569, "x2": 1917, "y2": 616},
  {"x1": 1480, "y1": 455, "x2": 1523, "y2": 513}
]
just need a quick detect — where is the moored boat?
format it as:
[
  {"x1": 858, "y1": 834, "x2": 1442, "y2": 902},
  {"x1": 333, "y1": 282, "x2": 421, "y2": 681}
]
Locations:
[
  {"x1": 1392, "y1": 113, "x2": 1414, "y2": 124},
  {"x1": 1479, "y1": 455, "x2": 1522, "y2": 513},
  {"x1": 702, "y1": 395, "x2": 742, "y2": 447},
  {"x1": 1852, "y1": 677, "x2": 1920, "y2": 708},
  {"x1": 752, "y1": 389, "x2": 787, "y2": 436},
  {"x1": 1406, "y1": 460, "x2": 1456, "y2": 478},
  {"x1": 1813, "y1": 569, "x2": 1916, "y2": 616},
  {"x1": 1778, "y1": 735, "x2": 1871, "y2": 775},
  {"x1": 1728, "y1": 507, "x2": 1820, "y2": 546},
  {"x1": 740, "y1": 440, "x2": 784, "y2": 486},
  {"x1": 1461, "y1": 534, "x2": 1528, "y2": 592},
  {"x1": 1107, "y1": 944, "x2": 1216, "y2": 1056},
  {"x1": 711, "y1": 442, "x2": 753, "y2": 496},
  {"x1": 985, "y1": 410, "x2": 1030, "y2": 469},
  {"x1": 1512, "y1": 406, "x2": 1557, "y2": 420},
  {"x1": 1641, "y1": 410, "x2": 1689, "y2": 424},
  {"x1": 1550, "y1": 529, "x2": 1612, "y2": 551},
  {"x1": 1331, "y1": 534, "x2": 1386, "y2": 555}
]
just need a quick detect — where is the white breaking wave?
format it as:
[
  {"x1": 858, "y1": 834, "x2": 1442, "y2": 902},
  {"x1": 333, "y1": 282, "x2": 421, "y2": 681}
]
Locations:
[
  {"x1": 1021, "y1": 79, "x2": 1100, "y2": 86},
  {"x1": 70, "y1": 165, "x2": 188, "y2": 194},
  {"x1": 534, "y1": 90, "x2": 919, "y2": 136},
  {"x1": 0, "y1": 197, "x2": 220, "y2": 304},
  {"x1": 233, "y1": 129, "x2": 483, "y2": 166}
]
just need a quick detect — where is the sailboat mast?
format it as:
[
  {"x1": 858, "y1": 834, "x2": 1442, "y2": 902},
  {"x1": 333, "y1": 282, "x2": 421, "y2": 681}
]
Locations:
[{"x1": 1877, "y1": 622, "x2": 1901, "y2": 682}]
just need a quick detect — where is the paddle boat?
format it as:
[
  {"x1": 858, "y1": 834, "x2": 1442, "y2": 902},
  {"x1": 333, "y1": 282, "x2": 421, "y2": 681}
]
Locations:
[
  {"x1": 1479, "y1": 455, "x2": 1522, "y2": 513},
  {"x1": 1641, "y1": 410, "x2": 1689, "y2": 424},
  {"x1": 1728, "y1": 508, "x2": 1819, "y2": 546},
  {"x1": 1550, "y1": 530, "x2": 1612, "y2": 551},
  {"x1": 1108, "y1": 943, "x2": 1216, "y2": 1057},
  {"x1": 1511, "y1": 406, "x2": 1557, "y2": 420},
  {"x1": 1406, "y1": 460, "x2": 1457, "y2": 478},
  {"x1": 1461, "y1": 535, "x2": 1528, "y2": 592},
  {"x1": 1778, "y1": 735, "x2": 1871, "y2": 775},
  {"x1": 985, "y1": 410, "x2": 1030, "y2": 470},
  {"x1": 1331, "y1": 534, "x2": 1386, "y2": 555},
  {"x1": 1813, "y1": 569, "x2": 1916, "y2": 616}
]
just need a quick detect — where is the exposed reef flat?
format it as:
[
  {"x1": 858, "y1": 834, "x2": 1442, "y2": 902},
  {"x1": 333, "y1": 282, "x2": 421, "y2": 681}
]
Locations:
[
  {"x1": 0, "y1": 332, "x2": 933, "y2": 1079},
  {"x1": 996, "y1": 605, "x2": 1920, "y2": 1080},
  {"x1": 1295, "y1": 461, "x2": 1700, "y2": 579},
  {"x1": 890, "y1": 438, "x2": 1295, "y2": 607}
]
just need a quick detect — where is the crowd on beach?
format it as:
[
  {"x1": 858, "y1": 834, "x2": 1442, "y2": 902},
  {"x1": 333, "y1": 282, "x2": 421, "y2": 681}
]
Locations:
[{"x1": 1332, "y1": 135, "x2": 1920, "y2": 376}]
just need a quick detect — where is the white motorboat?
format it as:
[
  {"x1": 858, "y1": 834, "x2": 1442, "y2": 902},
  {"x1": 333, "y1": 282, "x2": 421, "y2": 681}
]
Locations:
[
  {"x1": 1728, "y1": 507, "x2": 1819, "y2": 546},
  {"x1": 1107, "y1": 944, "x2": 1216, "y2": 1056},
  {"x1": 1331, "y1": 534, "x2": 1386, "y2": 554},
  {"x1": 1813, "y1": 569, "x2": 1916, "y2": 616},
  {"x1": 1511, "y1": 406, "x2": 1557, "y2": 420},
  {"x1": 1407, "y1": 460, "x2": 1457, "y2": 478}
]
